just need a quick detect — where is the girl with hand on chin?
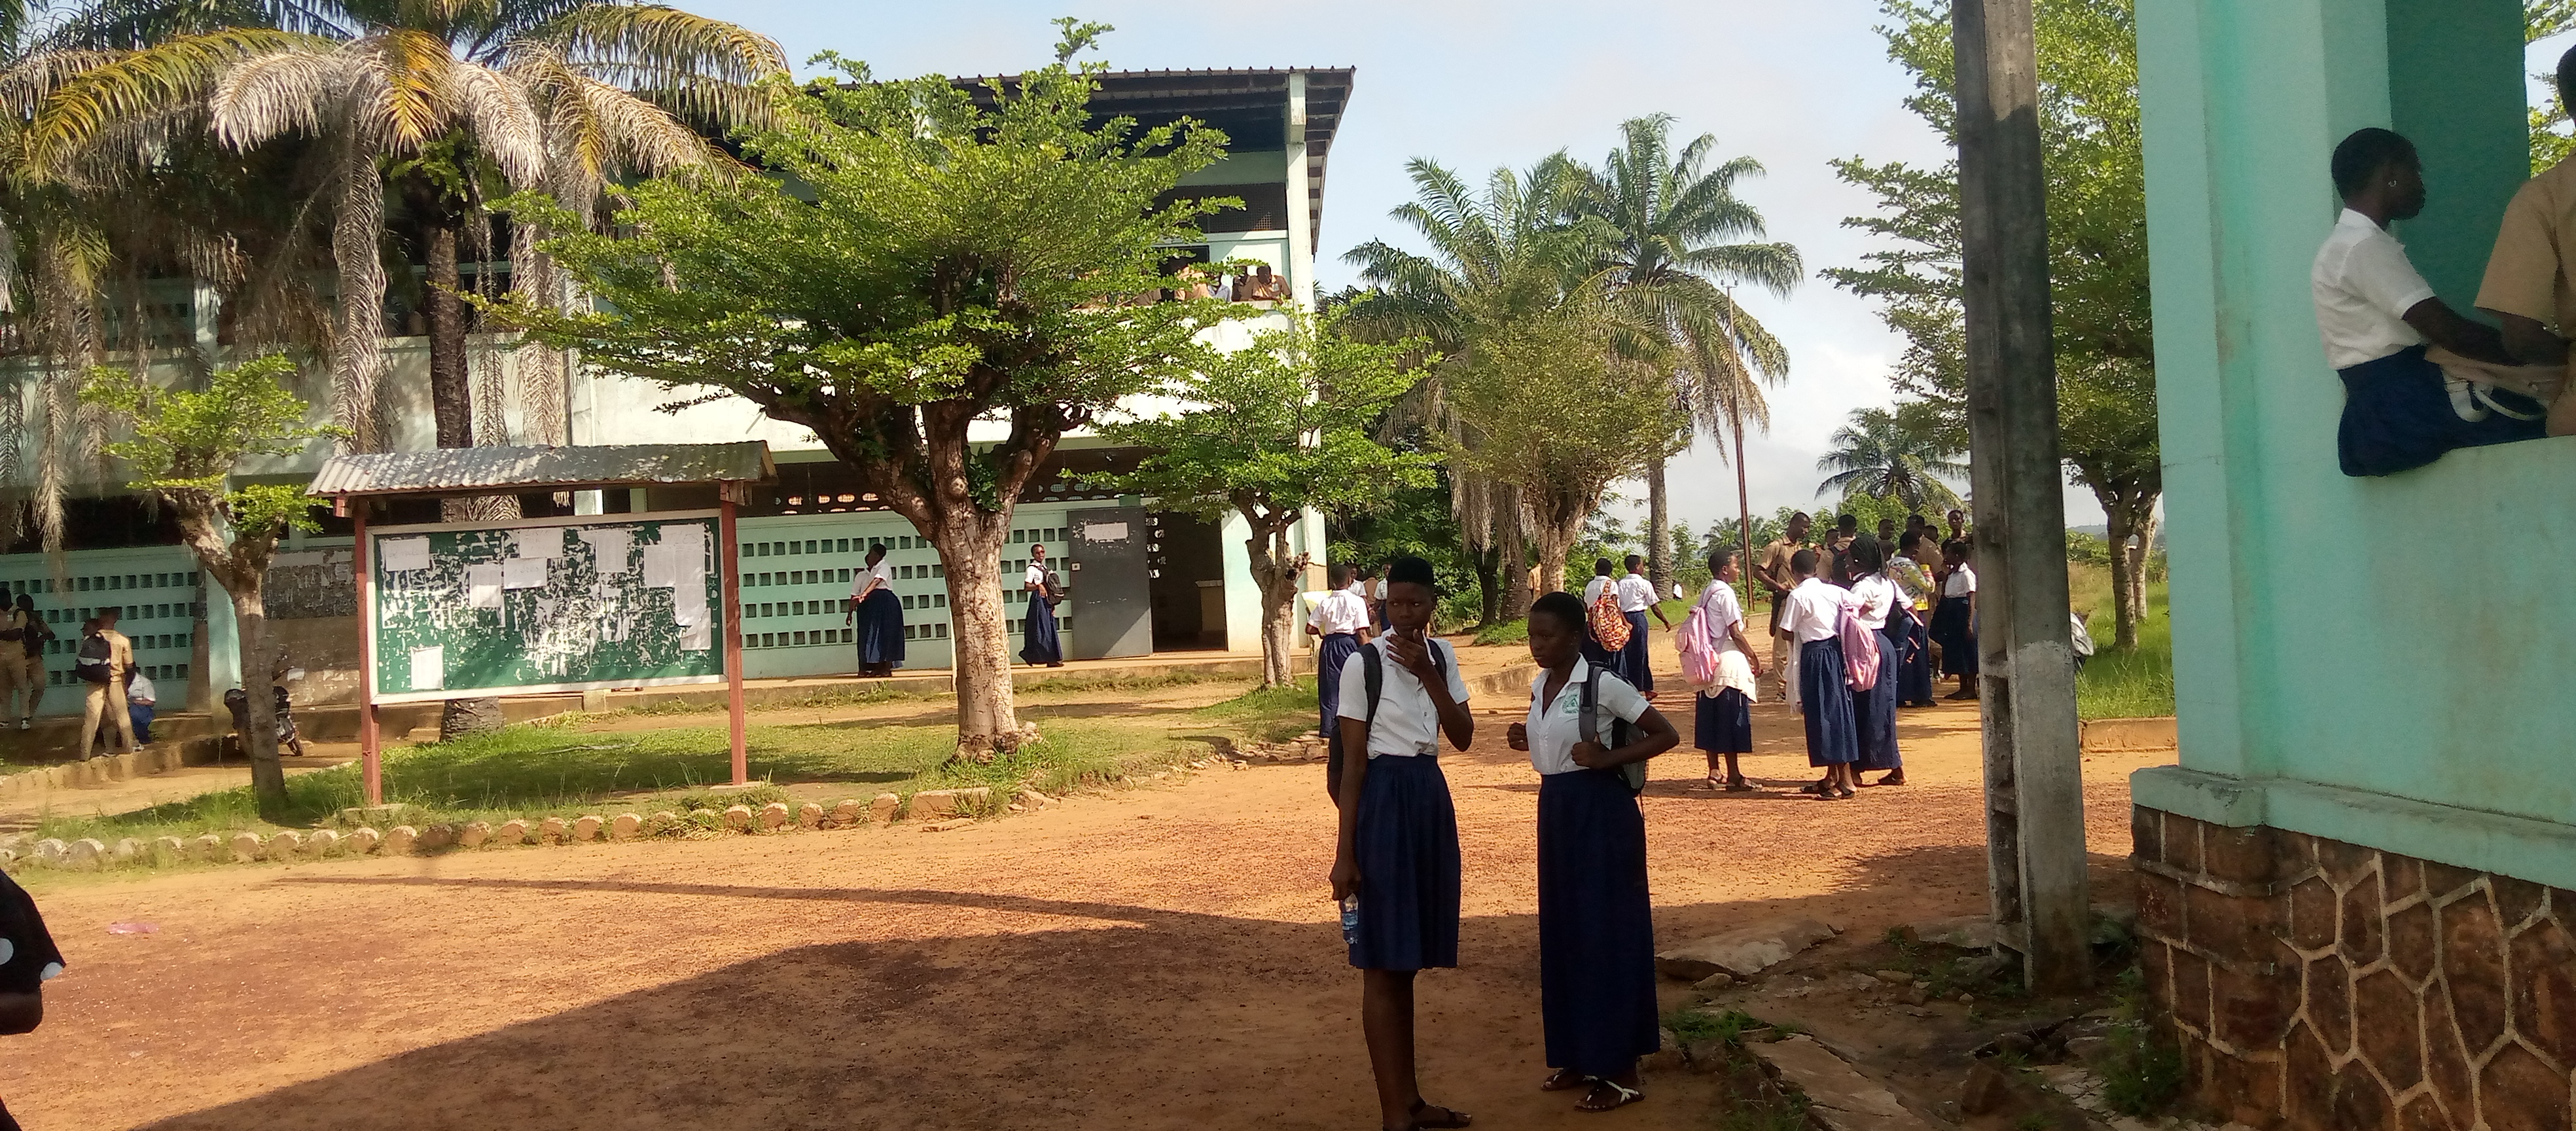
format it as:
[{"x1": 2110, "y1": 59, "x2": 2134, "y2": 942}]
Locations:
[
  {"x1": 1330, "y1": 557, "x2": 1476, "y2": 1131},
  {"x1": 1508, "y1": 590, "x2": 1679, "y2": 1113}
]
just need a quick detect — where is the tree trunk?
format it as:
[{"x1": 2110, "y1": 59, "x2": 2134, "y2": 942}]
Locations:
[
  {"x1": 1645, "y1": 453, "x2": 1672, "y2": 596},
  {"x1": 2122, "y1": 503, "x2": 2158, "y2": 650},
  {"x1": 1498, "y1": 484, "x2": 1533, "y2": 617},
  {"x1": 930, "y1": 512, "x2": 1021, "y2": 755},
  {"x1": 1530, "y1": 524, "x2": 1577, "y2": 607},
  {"x1": 2100, "y1": 491, "x2": 2136, "y2": 651},
  {"x1": 1241, "y1": 511, "x2": 1304, "y2": 689},
  {"x1": 1733, "y1": 408, "x2": 1755, "y2": 577},
  {"x1": 423, "y1": 214, "x2": 515, "y2": 740},
  {"x1": 229, "y1": 586, "x2": 289, "y2": 818},
  {"x1": 332, "y1": 141, "x2": 387, "y2": 452},
  {"x1": 1471, "y1": 545, "x2": 1499, "y2": 627}
]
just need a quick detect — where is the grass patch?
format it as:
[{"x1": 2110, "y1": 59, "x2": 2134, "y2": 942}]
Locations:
[
  {"x1": 1472, "y1": 619, "x2": 1528, "y2": 647},
  {"x1": 2098, "y1": 966, "x2": 2186, "y2": 1115},
  {"x1": 2069, "y1": 563, "x2": 2175, "y2": 721},
  {"x1": 1666, "y1": 1006, "x2": 1768, "y2": 1045},
  {"x1": 24, "y1": 681, "x2": 1305, "y2": 852}
]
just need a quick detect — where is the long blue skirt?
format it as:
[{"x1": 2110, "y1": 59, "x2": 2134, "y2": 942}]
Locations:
[
  {"x1": 1854, "y1": 628, "x2": 1901, "y2": 771},
  {"x1": 857, "y1": 588, "x2": 905, "y2": 667},
  {"x1": 1617, "y1": 609, "x2": 1655, "y2": 692},
  {"x1": 1020, "y1": 594, "x2": 1062, "y2": 665},
  {"x1": 2337, "y1": 346, "x2": 2545, "y2": 477},
  {"x1": 1318, "y1": 632, "x2": 1362, "y2": 800},
  {"x1": 1694, "y1": 687, "x2": 1751, "y2": 753},
  {"x1": 1895, "y1": 614, "x2": 1934, "y2": 705},
  {"x1": 1538, "y1": 768, "x2": 1662, "y2": 1076},
  {"x1": 1931, "y1": 596, "x2": 1978, "y2": 677},
  {"x1": 1348, "y1": 755, "x2": 1461, "y2": 971},
  {"x1": 1798, "y1": 636, "x2": 1857, "y2": 766}
]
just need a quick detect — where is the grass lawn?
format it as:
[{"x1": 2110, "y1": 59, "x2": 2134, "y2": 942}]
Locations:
[
  {"x1": 2069, "y1": 562, "x2": 2175, "y2": 721},
  {"x1": 24, "y1": 677, "x2": 1323, "y2": 850}
]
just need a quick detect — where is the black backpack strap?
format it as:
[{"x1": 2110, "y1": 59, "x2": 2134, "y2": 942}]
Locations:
[{"x1": 1360, "y1": 644, "x2": 1384, "y2": 723}]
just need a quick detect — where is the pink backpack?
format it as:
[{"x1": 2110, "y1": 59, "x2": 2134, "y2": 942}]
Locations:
[
  {"x1": 1677, "y1": 603, "x2": 1719, "y2": 686},
  {"x1": 1837, "y1": 590, "x2": 1881, "y2": 690}
]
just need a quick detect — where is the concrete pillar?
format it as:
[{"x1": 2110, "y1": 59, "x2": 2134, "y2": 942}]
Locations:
[{"x1": 1284, "y1": 73, "x2": 1318, "y2": 312}]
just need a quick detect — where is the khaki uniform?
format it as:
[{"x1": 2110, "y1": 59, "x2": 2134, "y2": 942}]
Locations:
[
  {"x1": 76, "y1": 628, "x2": 135, "y2": 758},
  {"x1": 2478, "y1": 158, "x2": 2576, "y2": 338},
  {"x1": 1, "y1": 611, "x2": 47, "y2": 721},
  {"x1": 1756, "y1": 537, "x2": 1802, "y2": 694}
]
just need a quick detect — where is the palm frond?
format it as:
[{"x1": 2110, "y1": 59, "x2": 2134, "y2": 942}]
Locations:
[{"x1": 27, "y1": 29, "x2": 328, "y2": 177}]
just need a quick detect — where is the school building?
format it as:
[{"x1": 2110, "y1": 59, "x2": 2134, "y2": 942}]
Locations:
[
  {"x1": 2132, "y1": 3, "x2": 2575, "y2": 1128},
  {"x1": 0, "y1": 66, "x2": 1357, "y2": 713}
]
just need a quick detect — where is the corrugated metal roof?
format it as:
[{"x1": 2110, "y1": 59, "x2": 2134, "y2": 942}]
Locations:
[{"x1": 307, "y1": 443, "x2": 776, "y2": 498}]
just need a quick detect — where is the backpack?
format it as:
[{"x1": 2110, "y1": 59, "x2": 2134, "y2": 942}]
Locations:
[
  {"x1": 1587, "y1": 582, "x2": 1632, "y2": 652},
  {"x1": 75, "y1": 632, "x2": 112, "y2": 684},
  {"x1": 1676, "y1": 601, "x2": 1719, "y2": 688},
  {"x1": 1327, "y1": 637, "x2": 1454, "y2": 800},
  {"x1": 1577, "y1": 666, "x2": 1646, "y2": 794},
  {"x1": 1837, "y1": 591, "x2": 1881, "y2": 691}
]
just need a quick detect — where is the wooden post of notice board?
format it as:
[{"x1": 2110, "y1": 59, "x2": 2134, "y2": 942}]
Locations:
[
  {"x1": 720, "y1": 491, "x2": 747, "y2": 787},
  {"x1": 353, "y1": 502, "x2": 382, "y2": 806}
]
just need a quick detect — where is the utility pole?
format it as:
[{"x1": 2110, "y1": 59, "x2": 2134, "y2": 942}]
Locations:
[{"x1": 1950, "y1": 0, "x2": 2090, "y2": 995}]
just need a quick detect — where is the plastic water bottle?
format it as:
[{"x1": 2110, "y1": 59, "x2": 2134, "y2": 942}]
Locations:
[{"x1": 1340, "y1": 895, "x2": 1361, "y2": 946}]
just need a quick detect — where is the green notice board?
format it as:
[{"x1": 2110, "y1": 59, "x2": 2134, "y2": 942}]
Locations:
[{"x1": 368, "y1": 512, "x2": 724, "y2": 702}]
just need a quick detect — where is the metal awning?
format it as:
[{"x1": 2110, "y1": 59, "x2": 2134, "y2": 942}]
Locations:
[{"x1": 307, "y1": 442, "x2": 776, "y2": 503}]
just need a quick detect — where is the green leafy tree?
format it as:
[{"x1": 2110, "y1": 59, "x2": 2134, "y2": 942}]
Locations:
[
  {"x1": 1571, "y1": 114, "x2": 1799, "y2": 596},
  {"x1": 79, "y1": 355, "x2": 341, "y2": 818},
  {"x1": 2532, "y1": 0, "x2": 2576, "y2": 172},
  {"x1": 1088, "y1": 311, "x2": 1435, "y2": 687},
  {"x1": 1816, "y1": 404, "x2": 1966, "y2": 511},
  {"x1": 1825, "y1": 0, "x2": 2160, "y2": 647},
  {"x1": 490, "y1": 29, "x2": 1236, "y2": 753}
]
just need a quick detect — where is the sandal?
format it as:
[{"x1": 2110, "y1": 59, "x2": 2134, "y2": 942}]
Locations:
[
  {"x1": 1724, "y1": 779, "x2": 1757, "y2": 793},
  {"x1": 1542, "y1": 1069, "x2": 1594, "y2": 1092},
  {"x1": 1576, "y1": 1079, "x2": 1644, "y2": 1113},
  {"x1": 1876, "y1": 772, "x2": 1907, "y2": 787},
  {"x1": 1410, "y1": 1100, "x2": 1473, "y2": 1128}
]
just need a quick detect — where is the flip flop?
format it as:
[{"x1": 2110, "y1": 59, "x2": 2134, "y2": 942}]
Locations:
[
  {"x1": 1724, "y1": 780, "x2": 1757, "y2": 793},
  {"x1": 1576, "y1": 1080, "x2": 1644, "y2": 1113},
  {"x1": 1410, "y1": 1100, "x2": 1473, "y2": 1128},
  {"x1": 1541, "y1": 1069, "x2": 1594, "y2": 1092}
]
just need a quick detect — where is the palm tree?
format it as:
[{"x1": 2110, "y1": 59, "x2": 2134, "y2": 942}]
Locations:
[
  {"x1": 1343, "y1": 156, "x2": 1607, "y2": 620},
  {"x1": 29, "y1": 0, "x2": 785, "y2": 455},
  {"x1": 1816, "y1": 404, "x2": 1967, "y2": 512},
  {"x1": 1573, "y1": 114, "x2": 1798, "y2": 593}
]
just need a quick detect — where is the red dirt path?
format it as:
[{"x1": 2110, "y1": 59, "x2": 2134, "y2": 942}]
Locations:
[{"x1": 3, "y1": 684, "x2": 2162, "y2": 1130}]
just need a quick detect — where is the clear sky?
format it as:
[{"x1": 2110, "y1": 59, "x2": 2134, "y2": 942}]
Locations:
[{"x1": 706, "y1": 0, "x2": 2109, "y2": 533}]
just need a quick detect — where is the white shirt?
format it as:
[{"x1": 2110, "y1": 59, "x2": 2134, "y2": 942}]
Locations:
[
  {"x1": 1025, "y1": 562, "x2": 1050, "y2": 590},
  {"x1": 1336, "y1": 635, "x2": 1471, "y2": 757},
  {"x1": 1523, "y1": 658, "x2": 1649, "y2": 776},
  {"x1": 851, "y1": 560, "x2": 892, "y2": 599},
  {"x1": 1308, "y1": 590, "x2": 1371, "y2": 635},
  {"x1": 1583, "y1": 576, "x2": 1615, "y2": 606},
  {"x1": 126, "y1": 673, "x2": 156, "y2": 706},
  {"x1": 1781, "y1": 577, "x2": 1846, "y2": 643},
  {"x1": 1615, "y1": 575, "x2": 1656, "y2": 613},
  {"x1": 1944, "y1": 564, "x2": 1978, "y2": 598},
  {"x1": 2313, "y1": 207, "x2": 2436, "y2": 369},
  {"x1": 1692, "y1": 581, "x2": 1744, "y2": 645},
  {"x1": 1848, "y1": 574, "x2": 1901, "y2": 632}
]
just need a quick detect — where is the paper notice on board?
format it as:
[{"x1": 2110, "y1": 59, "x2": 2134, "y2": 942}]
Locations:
[
  {"x1": 510, "y1": 528, "x2": 564, "y2": 560},
  {"x1": 672, "y1": 584, "x2": 707, "y2": 627},
  {"x1": 638, "y1": 544, "x2": 680, "y2": 589},
  {"x1": 677, "y1": 620, "x2": 711, "y2": 653},
  {"x1": 378, "y1": 537, "x2": 431, "y2": 572},
  {"x1": 1082, "y1": 522, "x2": 1130, "y2": 543},
  {"x1": 465, "y1": 564, "x2": 503, "y2": 609},
  {"x1": 408, "y1": 646, "x2": 444, "y2": 691},
  {"x1": 502, "y1": 557, "x2": 548, "y2": 590},
  {"x1": 658, "y1": 524, "x2": 706, "y2": 566},
  {"x1": 578, "y1": 528, "x2": 634, "y2": 575}
]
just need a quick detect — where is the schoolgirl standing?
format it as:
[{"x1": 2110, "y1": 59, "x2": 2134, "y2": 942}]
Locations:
[
  {"x1": 1690, "y1": 548, "x2": 1763, "y2": 791},
  {"x1": 1931, "y1": 541, "x2": 1979, "y2": 700},
  {"x1": 1615, "y1": 554, "x2": 1672, "y2": 696},
  {"x1": 1331, "y1": 557, "x2": 1476, "y2": 1131},
  {"x1": 1308, "y1": 563, "x2": 1375, "y2": 800},
  {"x1": 1889, "y1": 532, "x2": 1937, "y2": 708},
  {"x1": 1581, "y1": 558, "x2": 1619, "y2": 674},
  {"x1": 1020, "y1": 545, "x2": 1064, "y2": 668},
  {"x1": 844, "y1": 543, "x2": 904, "y2": 677},
  {"x1": 1507, "y1": 590, "x2": 1679, "y2": 1114},
  {"x1": 1781, "y1": 549, "x2": 1859, "y2": 799},
  {"x1": 1846, "y1": 537, "x2": 1906, "y2": 787}
]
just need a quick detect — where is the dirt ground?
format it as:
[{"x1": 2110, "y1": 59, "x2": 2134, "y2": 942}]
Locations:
[{"x1": 0, "y1": 655, "x2": 2167, "y2": 1130}]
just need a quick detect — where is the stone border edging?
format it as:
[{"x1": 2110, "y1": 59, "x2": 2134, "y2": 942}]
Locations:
[{"x1": 0, "y1": 740, "x2": 211, "y2": 798}]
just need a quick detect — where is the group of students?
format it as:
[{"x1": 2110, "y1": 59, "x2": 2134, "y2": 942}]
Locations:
[
  {"x1": 2312, "y1": 48, "x2": 2576, "y2": 476},
  {"x1": 1325, "y1": 558, "x2": 1679, "y2": 1126},
  {"x1": 840, "y1": 542, "x2": 1071, "y2": 676}
]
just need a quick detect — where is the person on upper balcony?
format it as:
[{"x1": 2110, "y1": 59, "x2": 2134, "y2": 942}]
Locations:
[
  {"x1": 2314, "y1": 127, "x2": 2548, "y2": 477},
  {"x1": 2477, "y1": 44, "x2": 2576, "y2": 439}
]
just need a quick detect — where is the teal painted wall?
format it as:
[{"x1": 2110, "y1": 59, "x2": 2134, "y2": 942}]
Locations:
[{"x1": 2139, "y1": 0, "x2": 2576, "y2": 840}]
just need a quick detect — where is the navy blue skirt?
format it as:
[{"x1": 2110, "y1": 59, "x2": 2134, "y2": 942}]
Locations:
[
  {"x1": 1020, "y1": 593, "x2": 1062, "y2": 665},
  {"x1": 1538, "y1": 768, "x2": 1662, "y2": 1076},
  {"x1": 1617, "y1": 609, "x2": 1655, "y2": 692},
  {"x1": 1348, "y1": 754, "x2": 1461, "y2": 971},
  {"x1": 1694, "y1": 687, "x2": 1751, "y2": 753},
  {"x1": 857, "y1": 588, "x2": 905, "y2": 666},
  {"x1": 1895, "y1": 613, "x2": 1934, "y2": 704},
  {"x1": 1797, "y1": 636, "x2": 1858, "y2": 766},
  {"x1": 1318, "y1": 632, "x2": 1363, "y2": 800},
  {"x1": 2338, "y1": 346, "x2": 2545, "y2": 477},
  {"x1": 1854, "y1": 628, "x2": 1901, "y2": 771},
  {"x1": 1931, "y1": 596, "x2": 1978, "y2": 677}
]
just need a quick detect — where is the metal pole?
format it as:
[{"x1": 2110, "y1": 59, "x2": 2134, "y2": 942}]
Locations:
[
  {"x1": 353, "y1": 501, "x2": 382, "y2": 807},
  {"x1": 719, "y1": 495, "x2": 747, "y2": 787},
  {"x1": 1951, "y1": 0, "x2": 2090, "y2": 994}
]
